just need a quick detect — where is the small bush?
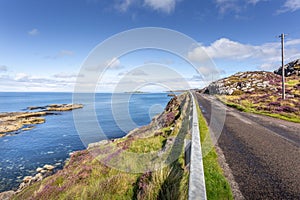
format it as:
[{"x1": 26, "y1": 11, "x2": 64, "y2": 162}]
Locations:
[
  {"x1": 268, "y1": 102, "x2": 281, "y2": 107},
  {"x1": 280, "y1": 106, "x2": 297, "y2": 113},
  {"x1": 231, "y1": 90, "x2": 244, "y2": 95}
]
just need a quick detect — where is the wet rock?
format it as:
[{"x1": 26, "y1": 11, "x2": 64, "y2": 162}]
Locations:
[
  {"x1": 32, "y1": 173, "x2": 43, "y2": 182},
  {"x1": 16, "y1": 164, "x2": 55, "y2": 193},
  {"x1": 22, "y1": 176, "x2": 33, "y2": 183},
  {"x1": 43, "y1": 164, "x2": 55, "y2": 171},
  {"x1": 36, "y1": 167, "x2": 43, "y2": 173},
  {"x1": 27, "y1": 106, "x2": 46, "y2": 110},
  {"x1": 22, "y1": 126, "x2": 35, "y2": 131},
  {"x1": 46, "y1": 104, "x2": 83, "y2": 111}
]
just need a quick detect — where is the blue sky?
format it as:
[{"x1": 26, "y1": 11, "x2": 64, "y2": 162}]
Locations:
[{"x1": 0, "y1": 0, "x2": 300, "y2": 92}]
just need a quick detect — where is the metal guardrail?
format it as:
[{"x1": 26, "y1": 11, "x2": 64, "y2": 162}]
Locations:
[{"x1": 188, "y1": 92, "x2": 207, "y2": 200}]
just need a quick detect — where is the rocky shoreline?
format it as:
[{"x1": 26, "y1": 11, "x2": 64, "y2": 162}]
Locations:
[
  {"x1": 0, "y1": 164, "x2": 57, "y2": 200},
  {"x1": 0, "y1": 104, "x2": 83, "y2": 137}
]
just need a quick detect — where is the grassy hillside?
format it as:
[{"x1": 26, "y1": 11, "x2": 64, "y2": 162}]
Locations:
[
  {"x1": 13, "y1": 94, "x2": 191, "y2": 200},
  {"x1": 204, "y1": 72, "x2": 300, "y2": 123}
]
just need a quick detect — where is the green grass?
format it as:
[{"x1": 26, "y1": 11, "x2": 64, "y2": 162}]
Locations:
[
  {"x1": 196, "y1": 101, "x2": 233, "y2": 200},
  {"x1": 217, "y1": 95, "x2": 300, "y2": 123},
  {"x1": 137, "y1": 164, "x2": 188, "y2": 200},
  {"x1": 128, "y1": 135, "x2": 167, "y2": 153},
  {"x1": 286, "y1": 79, "x2": 298, "y2": 86},
  {"x1": 225, "y1": 102, "x2": 248, "y2": 112},
  {"x1": 254, "y1": 111, "x2": 300, "y2": 123},
  {"x1": 222, "y1": 100, "x2": 300, "y2": 123},
  {"x1": 14, "y1": 153, "x2": 139, "y2": 200}
]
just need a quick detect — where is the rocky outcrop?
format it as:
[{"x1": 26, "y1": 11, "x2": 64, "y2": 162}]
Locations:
[
  {"x1": 0, "y1": 104, "x2": 83, "y2": 136},
  {"x1": 0, "y1": 164, "x2": 56, "y2": 198},
  {"x1": 0, "y1": 112, "x2": 46, "y2": 134},
  {"x1": 202, "y1": 71, "x2": 279, "y2": 95},
  {"x1": 27, "y1": 104, "x2": 83, "y2": 111},
  {"x1": 274, "y1": 58, "x2": 300, "y2": 76},
  {"x1": 16, "y1": 164, "x2": 56, "y2": 193}
]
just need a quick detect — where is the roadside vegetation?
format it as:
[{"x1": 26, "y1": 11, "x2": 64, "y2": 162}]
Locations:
[
  {"x1": 217, "y1": 74, "x2": 300, "y2": 123},
  {"x1": 195, "y1": 101, "x2": 233, "y2": 200},
  {"x1": 13, "y1": 94, "x2": 190, "y2": 200},
  {"x1": 13, "y1": 93, "x2": 235, "y2": 200}
]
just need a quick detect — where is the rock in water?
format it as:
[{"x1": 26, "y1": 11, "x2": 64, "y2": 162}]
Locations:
[
  {"x1": 43, "y1": 164, "x2": 55, "y2": 171},
  {"x1": 22, "y1": 176, "x2": 33, "y2": 183}
]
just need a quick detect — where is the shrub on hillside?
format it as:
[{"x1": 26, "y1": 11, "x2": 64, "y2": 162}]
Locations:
[{"x1": 231, "y1": 90, "x2": 244, "y2": 95}]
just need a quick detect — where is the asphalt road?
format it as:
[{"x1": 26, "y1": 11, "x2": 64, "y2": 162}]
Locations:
[{"x1": 194, "y1": 93, "x2": 300, "y2": 199}]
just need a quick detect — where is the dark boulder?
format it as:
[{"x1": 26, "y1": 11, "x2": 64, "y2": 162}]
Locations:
[{"x1": 274, "y1": 58, "x2": 300, "y2": 76}]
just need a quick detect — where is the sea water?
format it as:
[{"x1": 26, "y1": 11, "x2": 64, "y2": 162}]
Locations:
[{"x1": 0, "y1": 92, "x2": 172, "y2": 192}]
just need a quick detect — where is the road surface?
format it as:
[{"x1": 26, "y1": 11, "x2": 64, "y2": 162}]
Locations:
[{"x1": 194, "y1": 93, "x2": 300, "y2": 199}]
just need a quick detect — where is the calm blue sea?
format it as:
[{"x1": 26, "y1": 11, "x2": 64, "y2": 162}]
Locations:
[{"x1": 0, "y1": 92, "x2": 173, "y2": 192}]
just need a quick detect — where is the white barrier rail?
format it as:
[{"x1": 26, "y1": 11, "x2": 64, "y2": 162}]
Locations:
[{"x1": 188, "y1": 92, "x2": 207, "y2": 200}]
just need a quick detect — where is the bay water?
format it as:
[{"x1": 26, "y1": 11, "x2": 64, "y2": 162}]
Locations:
[{"x1": 0, "y1": 92, "x2": 173, "y2": 192}]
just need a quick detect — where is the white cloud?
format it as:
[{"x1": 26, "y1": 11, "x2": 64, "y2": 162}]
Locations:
[
  {"x1": 14, "y1": 73, "x2": 30, "y2": 82},
  {"x1": 144, "y1": 0, "x2": 177, "y2": 14},
  {"x1": 215, "y1": 0, "x2": 240, "y2": 14},
  {"x1": 0, "y1": 72, "x2": 77, "y2": 92},
  {"x1": 278, "y1": 0, "x2": 300, "y2": 13},
  {"x1": 247, "y1": 0, "x2": 265, "y2": 4},
  {"x1": 53, "y1": 72, "x2": 81, "y2": 79},
  {"x1": 188, "y1": 37, "x2": 300, "y2": 70},
  {"x1": 28, "y1": 28, "x2": 39, "y2": 36},
  {"x1": 214, "y1": 0, "x2": 267, "y2": 14},
  {"x1": 0, "y1": 65, "x2": 7, "y2": 72},
  {"x1": 114, "y1": 0, "x2": 179, "y2": 14},
  {"x1": 286, "y1": 39, "x2": 300, "y2": 46}
]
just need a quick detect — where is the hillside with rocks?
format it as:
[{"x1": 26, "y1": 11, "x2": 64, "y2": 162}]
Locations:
[
  {"x1": 200, "y1": 60, "x2": 300, "y2": 123},
  {"x1": 203, "y1": 71, "x2": 280, "y2": 95},
  {"x1": 274, "y1": 58, "x2": 300, "y2": 76}
]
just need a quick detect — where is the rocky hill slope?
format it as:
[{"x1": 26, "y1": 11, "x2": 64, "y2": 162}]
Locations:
[
  {"x1": 274, "y1": 58, "x2": 300, "y2": 76},
  {"x1": 200, "y1": 70, "x2": 300, "y2": 123}
]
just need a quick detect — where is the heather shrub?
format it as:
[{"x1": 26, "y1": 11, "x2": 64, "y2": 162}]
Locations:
[
  {"x1": 231, "y1": 90, "x2": 243, "y2": 95},
  {"x1": 268, "y1": 102, "x2": 281, "y2": 107}
]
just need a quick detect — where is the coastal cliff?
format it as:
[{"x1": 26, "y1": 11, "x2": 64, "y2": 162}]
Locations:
[{"x1": 9, "y1": 94, "x2": 191, "y2": 200}]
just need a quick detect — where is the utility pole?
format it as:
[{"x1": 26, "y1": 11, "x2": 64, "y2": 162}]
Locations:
[{"x1": 279, "y1": 33, "x2": 286, "y2": 100}]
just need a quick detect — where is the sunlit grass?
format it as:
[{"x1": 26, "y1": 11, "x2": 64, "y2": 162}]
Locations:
[
  {"x1": 217, "y1": 95, "x2": 300, "y2": 123},
  {"x1": 127, "y1": 135, "x2": 167, "y2": 153}
]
